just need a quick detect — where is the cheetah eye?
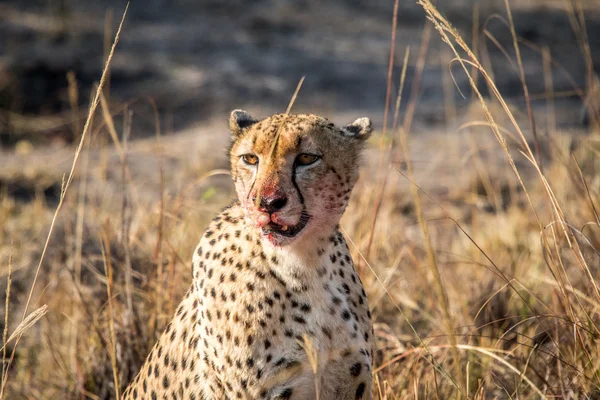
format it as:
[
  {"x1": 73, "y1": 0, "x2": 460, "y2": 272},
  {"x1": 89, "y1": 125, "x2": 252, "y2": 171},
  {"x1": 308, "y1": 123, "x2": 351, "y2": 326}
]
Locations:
[
  {"x1": 241, "y1": 154, "x2": 259, "y2": 166},
  {"x1": 295, "y1": 153, "x2": 320, "y2": 166}
]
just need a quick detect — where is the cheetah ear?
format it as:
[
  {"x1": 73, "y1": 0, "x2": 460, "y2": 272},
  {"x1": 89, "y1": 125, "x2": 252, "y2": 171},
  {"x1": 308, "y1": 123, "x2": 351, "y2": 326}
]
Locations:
[
  {"x1": 341, "y1": 117, "x2": 372, "y2": 140},
  {"x1": 229, "y1": 110, "x2": 258, "y2": 136}
]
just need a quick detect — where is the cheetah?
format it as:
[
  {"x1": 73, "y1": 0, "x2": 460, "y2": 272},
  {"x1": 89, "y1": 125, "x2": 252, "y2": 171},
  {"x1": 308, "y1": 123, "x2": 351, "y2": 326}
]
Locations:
[{"x1": 123, "y1": 111, "x2": 374, "y2": 399}]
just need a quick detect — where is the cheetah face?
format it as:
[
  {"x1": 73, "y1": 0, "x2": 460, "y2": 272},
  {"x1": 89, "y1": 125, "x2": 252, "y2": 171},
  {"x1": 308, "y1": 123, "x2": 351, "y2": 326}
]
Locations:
[{"x1": 228, "y1": 110, "x2": 371, "y2": 247}]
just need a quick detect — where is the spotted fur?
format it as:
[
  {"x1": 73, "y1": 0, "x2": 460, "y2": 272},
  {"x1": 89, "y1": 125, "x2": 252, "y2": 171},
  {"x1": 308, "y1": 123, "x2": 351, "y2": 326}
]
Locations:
[{"x1": 123, "y1": 111, "x2": 374, "y2": 399}]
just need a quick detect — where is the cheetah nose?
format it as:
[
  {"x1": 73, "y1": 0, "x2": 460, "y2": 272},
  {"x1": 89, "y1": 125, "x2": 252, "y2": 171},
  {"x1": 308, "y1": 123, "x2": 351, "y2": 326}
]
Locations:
[{"x1": 260, "y1": 195, "x2": 288, "y2": 213}]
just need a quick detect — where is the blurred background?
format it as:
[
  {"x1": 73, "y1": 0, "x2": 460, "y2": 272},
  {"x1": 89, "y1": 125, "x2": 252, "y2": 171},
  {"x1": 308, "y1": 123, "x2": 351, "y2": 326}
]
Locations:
[
  {"x1": 1, "y1": 0, "x2": 598, "y2": 147},
  {"x1": 2, "y1": 0, "x2": 600, "y2": 398}
]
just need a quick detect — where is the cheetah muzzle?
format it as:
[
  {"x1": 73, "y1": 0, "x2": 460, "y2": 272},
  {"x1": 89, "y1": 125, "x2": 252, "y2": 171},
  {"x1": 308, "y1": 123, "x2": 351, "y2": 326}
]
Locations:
[
  {"x1": 123, "y1": 111, "x2": 375, "y2": 400},
  {"x1": 262, "y1": 211, "x2": 310, "y2": 239}
]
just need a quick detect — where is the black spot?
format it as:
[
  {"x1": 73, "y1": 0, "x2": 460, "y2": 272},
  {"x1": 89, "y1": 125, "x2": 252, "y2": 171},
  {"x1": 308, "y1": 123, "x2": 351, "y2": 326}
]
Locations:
[
  {"x1": 350, "y1": 362, "x2": 362, "y2": 377},
  {"x1": 276, "y1": 388, "x2": 293, "y2": 399},
  {"x1": 300, "y1": 303, "x2": 311, "y2": 313},
  {"x1": 355, "y1": 383, "x2": 366, "y2": 399},
  {"x1": 292, "y1": 315, "x2": 306, "y2": 324}
]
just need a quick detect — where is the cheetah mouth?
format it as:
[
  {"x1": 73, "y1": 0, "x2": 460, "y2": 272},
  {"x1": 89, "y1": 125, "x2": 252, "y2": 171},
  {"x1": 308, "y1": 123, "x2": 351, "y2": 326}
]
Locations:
[{"x1": 262, "y1": 212, "x2": 311, "y2": 238}]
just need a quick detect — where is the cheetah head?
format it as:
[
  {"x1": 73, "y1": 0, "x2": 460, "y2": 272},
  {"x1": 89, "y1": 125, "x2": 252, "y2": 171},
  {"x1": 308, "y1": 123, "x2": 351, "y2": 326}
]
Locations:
[{"x1": 228, "y1": 110, "x2": 371, "y2": 247}]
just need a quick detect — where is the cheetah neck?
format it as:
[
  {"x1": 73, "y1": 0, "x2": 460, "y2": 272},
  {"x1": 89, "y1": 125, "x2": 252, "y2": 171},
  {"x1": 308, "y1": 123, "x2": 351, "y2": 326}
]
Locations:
[{"x1": 259, "y1": 225, "x2": 335, "y2": 289}]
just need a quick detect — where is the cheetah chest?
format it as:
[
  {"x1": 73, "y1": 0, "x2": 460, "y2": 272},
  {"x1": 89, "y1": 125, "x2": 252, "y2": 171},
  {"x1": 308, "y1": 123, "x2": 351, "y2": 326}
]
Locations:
[{"x1": 191, "y1": 230, "x2": 373, "y2": 399}]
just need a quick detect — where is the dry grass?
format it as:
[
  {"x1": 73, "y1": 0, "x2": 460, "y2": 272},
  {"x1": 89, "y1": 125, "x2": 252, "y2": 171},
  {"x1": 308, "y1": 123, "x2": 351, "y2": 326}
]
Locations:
[{"x1": 1, "y1": 1, "x2": 600, "y2": 399}]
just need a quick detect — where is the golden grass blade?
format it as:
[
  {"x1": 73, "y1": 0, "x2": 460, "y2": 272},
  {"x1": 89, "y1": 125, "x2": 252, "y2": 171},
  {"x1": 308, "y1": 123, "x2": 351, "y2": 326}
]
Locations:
[
  {"x1": 67, "y1": 71, "x2": 81, "y2": 140},
  {"x1": 1, "y1": 250, "x2": 12, "y2": 389},
  {"x1": 297, "y1": 334, "x2": 320, "y2": 400},
  {"x1": 363, "y1": 0, "x2": 402, "y2": 266},
  {"x1": 284, "y1": 76, "x2": 305, "y2": 116},
  {"x1": 100, "y1": 225, "x2": 120, "y2": 399},
  {"x1": 99, "y1": 90, "x2": 125, "y2": 157},
  {"x1": 382, "y1": 0, "x2": 400, "y2": 137},
  {"x1": 98, "y1": 90, "x2": 143, "y2": 210},
  {"x1": 504, "y1": 0, "x2": 541, "y2": 169},
  {"x1": 0, "y1": 305, "x2": 48, "y2": 354},
  {"x1": 393, "y1": 48, "x2": 411, "y2": 134},
  {"x1": 457, "y1": 121, "x2": 519, "y2": 144}
]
